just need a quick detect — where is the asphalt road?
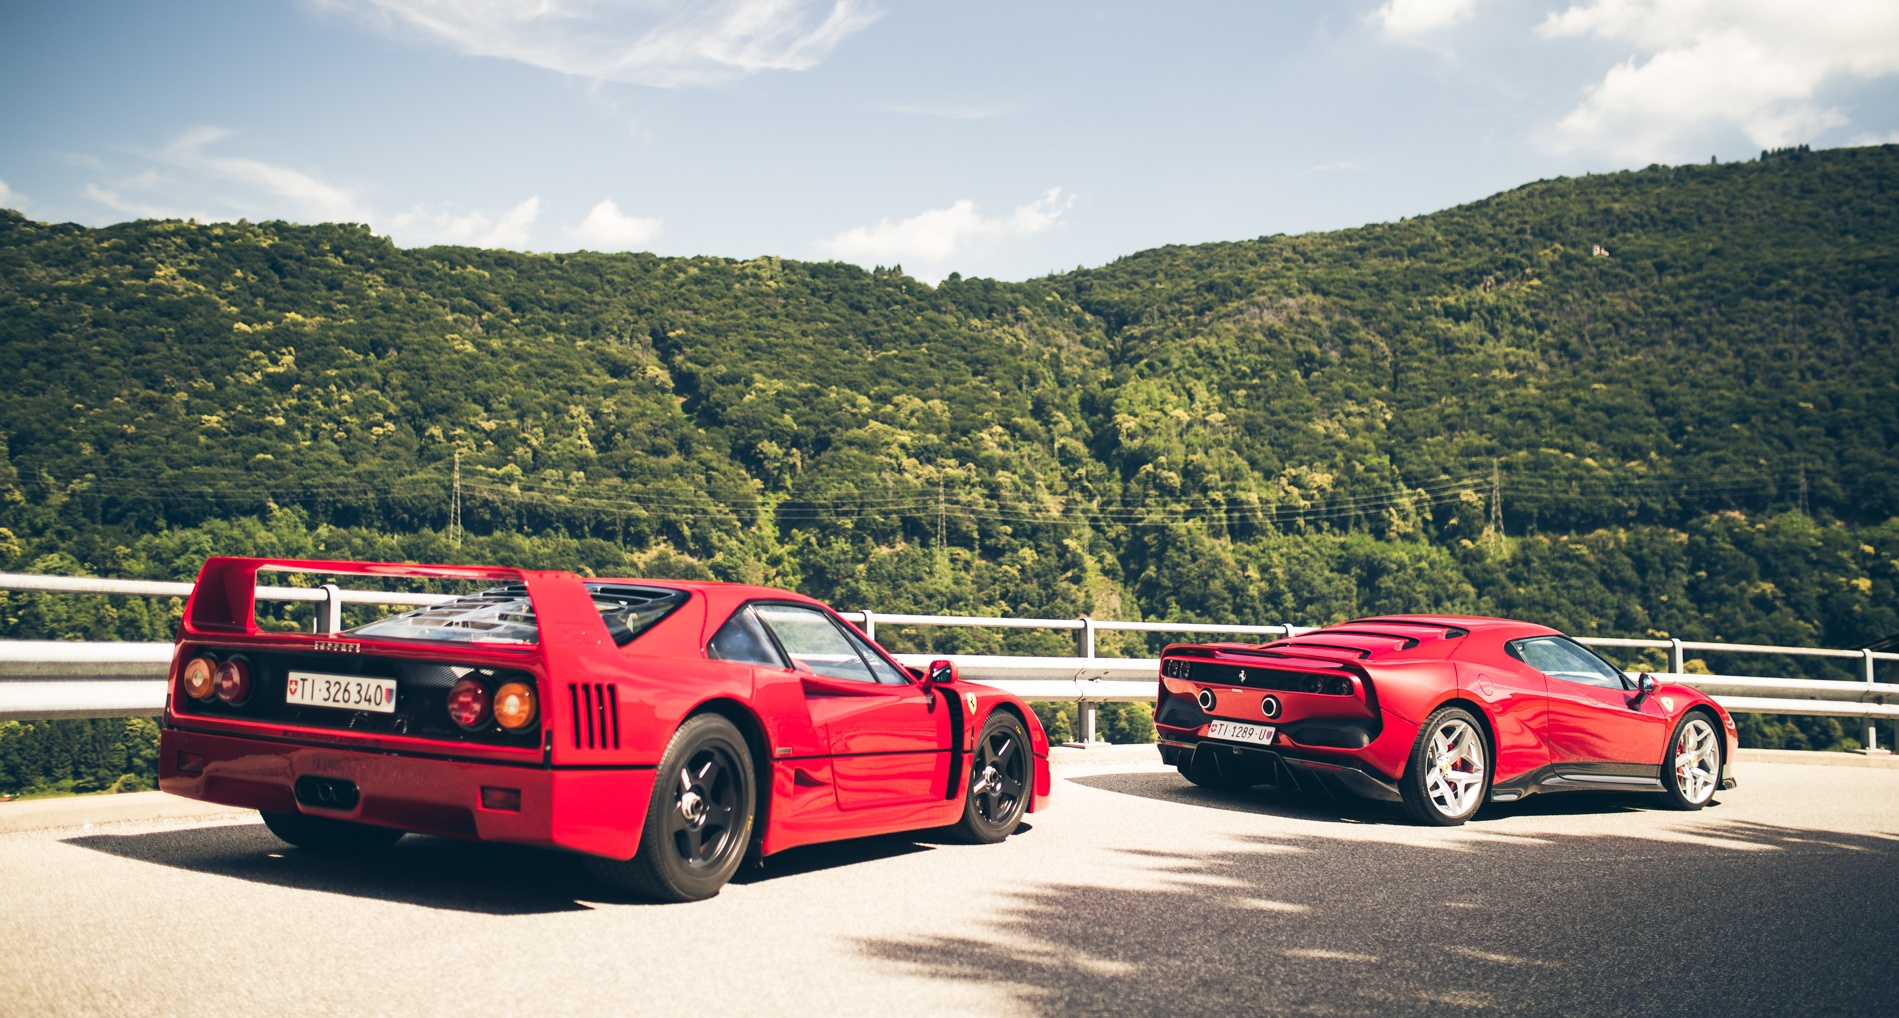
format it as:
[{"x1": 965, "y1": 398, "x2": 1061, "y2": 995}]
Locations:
[{"x1": 2, "y1": 749, "x2": 1896, "y2": 1017}]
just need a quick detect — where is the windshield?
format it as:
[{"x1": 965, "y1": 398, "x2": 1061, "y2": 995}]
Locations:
[{"x1": 348, "y1": 582, "x2": 686, "y2": 646}]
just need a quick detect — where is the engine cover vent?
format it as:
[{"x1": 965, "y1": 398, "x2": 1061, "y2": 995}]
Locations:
[{"x1": 568, "y1": 683, "x2": 620, "y2": 750}]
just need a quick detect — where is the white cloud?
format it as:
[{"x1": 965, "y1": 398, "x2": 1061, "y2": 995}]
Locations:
[
  {"x1": 80, "y1": 128, "x2": 370, "y2": 224},
  {"x1": 817, "y1": 188, "x2": 1072, "y2": 272},
  {"x1": 390, "y1": 196, "x2": 544, "y2": 248},
  {"x1": 1371, "y1": 0, "x2": 1483, "y2": 36},
  {"x1": 565, "y1": 198, "x2": 662, "y2": 249},
  {"x1": 70, "y1": 126, "x2": 565, "y2": 249},
  {"x1": 316, "y1": 0, "x2": 880, "y2": 87},
  {"x1": 1541, "y1": 0, "x2": 1899, "y2": 160},
  {"x1": 84, "y1": 169, "x2": 214, "y2": 221},
  {"x1": 163, "y1": 126, "x2": 370, "y2": 222}
]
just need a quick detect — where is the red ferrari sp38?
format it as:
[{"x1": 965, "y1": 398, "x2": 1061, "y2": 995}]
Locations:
[
  {"x1": 159, "y1": 557, "x2": 1050, "y2": 900},
  {"x1": 1156, "y1": 615, "x2": 1738, "y2": 824}
]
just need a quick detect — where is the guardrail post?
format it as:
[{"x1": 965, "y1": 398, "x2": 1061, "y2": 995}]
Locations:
[
  {"x1": 1864, "y1": 649, "x2": 1883, "y2": 754},
  {"x1": 1078, "y1": 617, "x2": 1098, "y2": 746},
  {"x1": 861, "y1": 610, "x2": 876, "y2": 643},
  {"x1": 315, "y1": 584, "x2": 342, "y2": 634},
  {"x1": 1671, "y1": 638, "x2": 1685, "y2": 675}
]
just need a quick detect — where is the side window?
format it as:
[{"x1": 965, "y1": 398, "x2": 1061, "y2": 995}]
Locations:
[
  {"x1": 592, "y1": 585, "x2": 690, "y2": 647},
  {"x1": 838, "y1": 623, "x2": 913, "y2": 686},
  {"x1": 1509, "y1": 636, "x2": 1627, "y2": 689},
  {"x1": 753, "y1": 604, "x2": 878, "y2": 683},
  {"x1": 707, "y1": 607, "x2": 787, "y2": 668}
]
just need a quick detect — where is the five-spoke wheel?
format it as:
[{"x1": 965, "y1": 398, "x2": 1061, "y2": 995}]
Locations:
[
  {"x1": 586, "y1": 713, "x2": 756, "y2": 902},
  {"x1": 950, "y1": 711, "x2": 1032, "y2": 843},
  {"x1": 1399, "y1": 706, "x2": 1490, "y2": 826},
  {"x1": 1662, "y1": 712, "x2": 1721, "y2": 810}
]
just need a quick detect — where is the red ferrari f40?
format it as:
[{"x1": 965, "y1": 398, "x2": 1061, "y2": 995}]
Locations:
[{"x1": 159, "y1": 558, "x2": 1050, "y2": 900}]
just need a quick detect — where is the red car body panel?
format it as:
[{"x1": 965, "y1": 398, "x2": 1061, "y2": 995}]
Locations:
[
  {"x1": 1155, "y1": 615, "x2": 1738, "y2": 804},
  {"x1": 159, "y1": 557, "x2": 1050, "y2": 861}
]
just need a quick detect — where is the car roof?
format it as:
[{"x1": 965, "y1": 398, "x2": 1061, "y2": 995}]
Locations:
[
  {"x1": 1177, "y1": 614, "x2": 1564, "y2": 667},
  {"x1": 589, "y1": 578, "x2": 829, "y2": 612},
  {"x1": 1335, "y1": 614, "x2": 1558, "y2": 634}
]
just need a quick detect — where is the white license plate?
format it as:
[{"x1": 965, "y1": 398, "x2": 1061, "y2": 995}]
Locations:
[
  {"x1": 285, "y1": 671, "x2": 398, "y2": 714},
  {"x1": 1206, "y1": 720, "x2": 1276, "y2": 746}
]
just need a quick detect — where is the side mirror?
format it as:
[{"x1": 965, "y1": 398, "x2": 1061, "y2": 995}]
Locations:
[
  {"x1": 925, "y1": 659, "x2": 956, "y2": 687},
  {"x1": 1630, "y1": 673, "x2": 1656, "y2": 707}
]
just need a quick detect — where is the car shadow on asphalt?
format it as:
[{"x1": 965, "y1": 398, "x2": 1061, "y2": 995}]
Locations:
[
  {"x1": 1070, "y1": 771, "x2": 1674, "y2": 825},
  {"x1": 860, "y1": 820, "x2": 1899, "y2": 1016},
  {"x1": 733, "y1": 822, "x2": 1036, "y2": 884},
  {"x1": 734, "y1": 833, "x2": 936, "y2": 885},
  {"x1": 65, "y1": 823, "x2": 616, "y2": 914},
  {"x1": 64, "y1": 816, "x2": 1025, "y2": 911}
]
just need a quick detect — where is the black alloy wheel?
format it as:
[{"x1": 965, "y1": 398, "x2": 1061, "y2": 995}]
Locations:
[
  {"x1": 664, "y1": 742, "x2": 745, "y2": 869},
  {"x1": 259, "y1": 810, "x2": 405, "y2": 854},
  {"x1": 586, "y1": 713, "x2": 756, "y2": 902},
  {"x1": 949, "y1": 712, "x2": 1032, "y2": 844}
]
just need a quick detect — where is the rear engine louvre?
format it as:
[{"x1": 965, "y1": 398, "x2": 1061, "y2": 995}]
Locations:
[{"x1": 569, "y1": 683, "x2": 621, "y2": 750}]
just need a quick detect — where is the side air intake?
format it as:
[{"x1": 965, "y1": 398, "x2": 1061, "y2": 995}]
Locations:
[{"x1": 567, "y1": 683, "x2": 621, "y2": 749}]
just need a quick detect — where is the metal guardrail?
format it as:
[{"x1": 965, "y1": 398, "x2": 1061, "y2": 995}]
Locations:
[{"x1": 0, "y1": 572, "x2": 1893, "y2": 749}]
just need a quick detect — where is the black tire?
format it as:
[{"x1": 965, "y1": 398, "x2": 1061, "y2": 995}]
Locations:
[
  {"x1": 1398, "y1": 706, "x2": 1492, "y2": 826},
  {"x1": 1661, "y1": 711, "x2": 1722, "y2": 810},
  {"x1": 948, "y1": 711, "x2": 1032, "y2": 844},
  {"x1": 585, "y1": 713, "x2": 755, "y2": 902},
  {"x1": 259, "y1": 810, "x2": 405, "y2": 854}
]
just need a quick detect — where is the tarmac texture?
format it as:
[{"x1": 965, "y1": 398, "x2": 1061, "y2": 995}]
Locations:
[{"x1": 2, "y1": 747, "x2": 1895, "y2": 1017}]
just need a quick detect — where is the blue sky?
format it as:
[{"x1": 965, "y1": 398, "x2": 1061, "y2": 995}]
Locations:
[{"x1": 3, "y1": 1, "x2": 1896, "y2": 282}]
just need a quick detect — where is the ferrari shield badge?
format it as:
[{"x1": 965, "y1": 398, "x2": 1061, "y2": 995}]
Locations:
[
  {"x1": 1660, "y1": 696, "x2": 1676, "y2": 713},
  {"x1": 964, "y1": 691, "x2": 979, "y2": 713}
]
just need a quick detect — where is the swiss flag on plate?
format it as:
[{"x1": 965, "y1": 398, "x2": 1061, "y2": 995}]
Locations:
[{"x1": 286, "y1": 678, "x2": 299, "y2": 695}]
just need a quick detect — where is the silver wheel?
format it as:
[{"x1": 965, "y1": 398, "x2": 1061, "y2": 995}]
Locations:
[
  {"x1": 1672, "y1": 716, "x2": 1719, "y2": 805},
  {"x1": 1423, "y1": 717, "x2": 1487, "y2": 818}
]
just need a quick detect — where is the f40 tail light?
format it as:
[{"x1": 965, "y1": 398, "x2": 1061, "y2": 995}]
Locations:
[
  {"x1": 446, "y1": 678, "x2": 491, "y2": 730},
  {"x1": 492, "y1": 681, "x2": 536, "y2": 731},
  {"x1": 182, "y1": 655, "x2": 218, "y2": 701},
  {"x1": 213, "y1": 659, "x2": 251, "y2": 704}
]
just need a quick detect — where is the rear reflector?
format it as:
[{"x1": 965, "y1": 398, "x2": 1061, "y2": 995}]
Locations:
[{"x1": 479, "y1": 787, "x2": 521, "y2": 812}]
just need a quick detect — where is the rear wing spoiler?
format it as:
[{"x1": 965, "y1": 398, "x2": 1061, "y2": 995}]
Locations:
[{"x1": 182, "y1": 556, "x2": 607, "y2": 650}]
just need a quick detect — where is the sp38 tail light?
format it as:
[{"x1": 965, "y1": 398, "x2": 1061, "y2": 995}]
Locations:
[
  {"x1": 182, "y1": 655, "x2": 218, "y2": 701},
  {"x1": 446, "y1": 678, "x2": 491, "y2": 730},
  {"x1": 492, "y1": 681, "x2": 537, "y2": 731},
  {"x1": 214, "y1": 658, "x2": 251, "y2": 704}
]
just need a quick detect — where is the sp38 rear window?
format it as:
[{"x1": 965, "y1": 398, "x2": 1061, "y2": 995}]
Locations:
[{"x1": 348, "y1": 583, "x2": 688, "y2": 646}]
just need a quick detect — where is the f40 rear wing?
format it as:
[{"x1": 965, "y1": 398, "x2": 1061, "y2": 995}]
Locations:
[{"x1": 182, "y1": 556, "x2": 608, "y2": 651}]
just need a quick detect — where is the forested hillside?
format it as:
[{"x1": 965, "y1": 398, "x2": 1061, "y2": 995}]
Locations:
[{"x1": 2, "y1": 144, "x2": 1895, "y2": 784}]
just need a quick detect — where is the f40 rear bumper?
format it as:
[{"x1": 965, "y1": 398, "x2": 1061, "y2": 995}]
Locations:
[{"x1": 159, "y1": 726, "x2": 654, "y2": 859}]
